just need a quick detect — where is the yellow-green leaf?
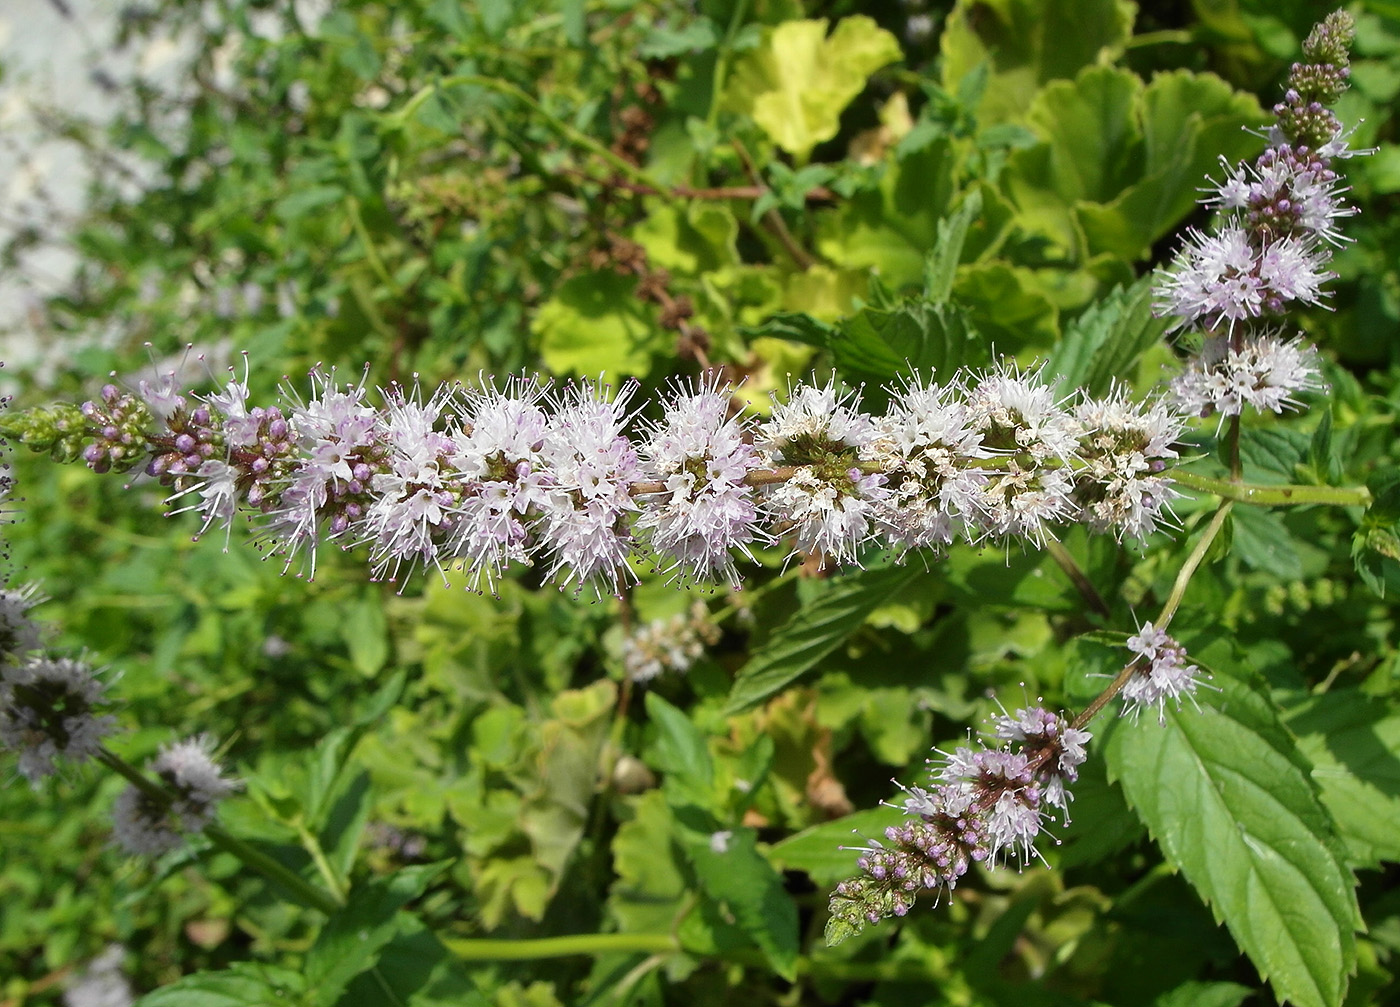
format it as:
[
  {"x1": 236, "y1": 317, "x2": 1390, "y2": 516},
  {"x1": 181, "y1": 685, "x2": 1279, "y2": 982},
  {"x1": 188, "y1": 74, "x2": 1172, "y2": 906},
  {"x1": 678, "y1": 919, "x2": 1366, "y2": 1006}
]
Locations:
[{"x1": 726, "y1": 17, "x2": 901, "y2": 158}]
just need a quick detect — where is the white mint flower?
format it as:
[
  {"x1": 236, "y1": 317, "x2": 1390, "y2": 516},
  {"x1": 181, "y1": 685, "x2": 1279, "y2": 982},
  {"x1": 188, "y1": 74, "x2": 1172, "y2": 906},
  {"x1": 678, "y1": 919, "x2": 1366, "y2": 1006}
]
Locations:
[
  {"x1": 758, "y1": 380, "x2": 887, "y2": 567},
  {"x1": 112, "y1": 735, "x2": 239, "y2": 857},
  {"x1": 64, "y1": 944, "x2": 133, "y2": 1007},
  {"x1": 1122, "y1": 623, "x2": 1204, "y2": 724},
  {"x1": 447, "y1": 375, "x2": 555, "y2": 593},
  {"x1": 621, "y1": 601, "x2": 720, "y2": 683},
  {"x1": 0, "y1": 656, "x2": 118, "y2": 785},
  {"x1": 874, "y1": 377, "x2": 989, "y2": 552},
  {"x1": 1170, "y1": 331, "x2": 1324, "y2": 418},
  {"x1": 362, "y1": 384, "x2": 462, "y2": 584},
  {"x1": 635, "y1": 377, "x2": 764, "y2": 586},
  {"x1": 1072, "y1": 388, "x2": 1183, "y2": 540},
  {"x1": 537, "y1": 378, "x2": 642, "y2": 596}
]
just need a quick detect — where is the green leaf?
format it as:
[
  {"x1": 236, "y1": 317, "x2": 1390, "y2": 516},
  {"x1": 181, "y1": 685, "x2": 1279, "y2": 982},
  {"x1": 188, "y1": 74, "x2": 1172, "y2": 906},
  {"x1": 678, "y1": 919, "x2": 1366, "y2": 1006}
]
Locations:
[
  {"x1": 274, "y1": 184, "x2": 346, "y2": 223},
  {"x1": 1229, "y1": 507, "x2": 1303, "y2": 579},
  {"x1": 639, "y1": 18, "x2": 720, "y2": 58},
  {"x1": 646, "y1": 692, "x2": 716, "y2": 808},
  {"x1": 1046, "y1": 277, "x2": 1167, "y2": 396},
  {"x1": 607, "y1": 790, "x2": 689, "y2": 934},
  {"x1": 676, "y1": 811, "x2": 800, "y2": 980},
  {"x1": 1353, "y1": 469, "x2": 1400, "y2": 597},
  {"x1": 769, "y1": 806, "x2": 904, "y2": 884},
  {"x1": 533, "y1": 272, "x2": 667, "y2": 377},
  {"x1": 1284, "y1": 690, "x2": 1400, "y2": 869},
  {"x1": 725, "y1": 17, "x2": 902, "y2": 158},
  {"x1": 924, "y1": 190, "x2": 983, "y2": 305},
  {"x1": 341, "y1": 593, "x2": 389, "y2": 676},
  {"x1": 305, "y1": 863, "x2": 448, "y2": 1003},
  {"x1": 725, "y1": 565, "x2": 920, "y2": 713},
  {"x1": 1150, "y1": 981, "x2": 1254, "y2": 1007},
  {"x1": 940, "y1": 0, "x2": 1135, "y2": 125},
  {"x1": 1104, "y1": 652, "x2": 1359, "y2": 1007},
  {"x1": 134, "y1": 964, "x2": 307, "y2": 1006},
  {"x1": 951, "y1": 262, "x2": 1059, "y2": 351}
]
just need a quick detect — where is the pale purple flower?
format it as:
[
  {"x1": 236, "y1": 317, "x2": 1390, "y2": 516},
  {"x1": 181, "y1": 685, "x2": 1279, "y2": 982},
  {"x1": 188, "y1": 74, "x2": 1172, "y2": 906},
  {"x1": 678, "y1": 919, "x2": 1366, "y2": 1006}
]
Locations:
[
  {"x1": 635, "y1": 377, "x2": 764, "y2": 585},
  {"x1": 1072, "y1": 388, "x2": 1183, "y2": 540},
  {"x1": 536, "y1": 378, "x2": 642, "y2": 596},
  {"x1": 0, "y1": 656, "x2": 118, "y2": 785},
  {"x1": 64, "y1": 945, "x2": 133, "y2": 1007},
  {"x1": 874, "y1": 377, "x2": 988, "y2": 552},
  {"x1": 0, "y1": 584, "x2": 45, "y2": 664},
  {"x1": 447, "y1": 376, "x2": 554, "y2": 593},
  {"x1": 361, "y1": 384, "x2": 462, "y2": 583},
  {"x1": 1170, "y1": 331, "x2": 1325, "y2": 418},
  {"x1": 1122, "y1": 623, "x2": 1204, "y2": 724},
  {"x1": 758, "y1": 380, "x2": 887, "y2": 567},
  {"x1": 112, "y1": 735, "x2": 238, "y2": 857}
]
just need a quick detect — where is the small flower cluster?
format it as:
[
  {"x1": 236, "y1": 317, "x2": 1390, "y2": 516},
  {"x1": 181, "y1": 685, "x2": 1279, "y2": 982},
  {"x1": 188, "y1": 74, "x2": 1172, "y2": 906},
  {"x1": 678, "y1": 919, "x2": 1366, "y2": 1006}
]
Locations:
[
  {"x1": 0, "y1": 654, "x2": 117, "y2": 785},
  {"x1": 64, "y1": 945, "x2": 134, "y2": 1007},
  {"x1": 2, "y1": 363, "x2": 1186, "y2": 597},
  {"x1": 111, "y1": 735, "x2": 239, "y2": 857},
  {"x1": 1156, "y1": 11, "x2": 1360, "y2": 418},
  {"x1": 620, "y1": 600, "x2": 722, "y2": 683},
  {"x1": 1122, "y1": 622, "x2": 1204, "y2": 724},
  {"x1": 826, "y1": 706, "x2": 1089, "y2": 940}
]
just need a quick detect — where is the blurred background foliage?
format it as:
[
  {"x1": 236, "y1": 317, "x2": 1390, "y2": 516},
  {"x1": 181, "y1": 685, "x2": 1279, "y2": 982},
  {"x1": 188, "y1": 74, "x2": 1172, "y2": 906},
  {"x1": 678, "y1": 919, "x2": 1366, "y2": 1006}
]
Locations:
[{"x1": 2, "y1": 0, "x2": 1400, "y2": 1004}]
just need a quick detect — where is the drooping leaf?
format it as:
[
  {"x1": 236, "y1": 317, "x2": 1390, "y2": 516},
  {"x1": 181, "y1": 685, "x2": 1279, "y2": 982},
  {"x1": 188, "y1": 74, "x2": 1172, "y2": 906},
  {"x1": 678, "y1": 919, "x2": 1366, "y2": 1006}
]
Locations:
[
  {"x1": 1104, "y1": 651, "x2": 1359, "y2": 1007},
  {"x1": 725, "y1": 565, "x2": 920, "y2": 713}
]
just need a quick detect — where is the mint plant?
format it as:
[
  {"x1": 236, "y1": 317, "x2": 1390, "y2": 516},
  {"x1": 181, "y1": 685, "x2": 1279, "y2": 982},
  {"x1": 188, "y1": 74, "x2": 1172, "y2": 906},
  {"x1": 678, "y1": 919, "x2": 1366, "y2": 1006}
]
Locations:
[{"x1": 1, "y1": 5, "x2": 1398, "y2": 1007}]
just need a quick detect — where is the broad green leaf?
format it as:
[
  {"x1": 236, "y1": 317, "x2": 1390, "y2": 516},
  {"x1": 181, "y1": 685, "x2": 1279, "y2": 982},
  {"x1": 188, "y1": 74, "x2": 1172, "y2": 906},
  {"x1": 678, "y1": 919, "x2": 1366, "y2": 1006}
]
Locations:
[
  {"x1": 951, "y1": 262, "x2": 1059, "y2": 351},
  {"x1": 646, "y1": 692, "x2": 717, "y2": 808},
  {"x1": 725, "y1": 17, "x2": 902, "y2": 158},
  {"x1": 607, "y1": 790, "x2": 689, "y2": 934},
  {"x1": 1104, "y1": 654, "x2": 1359, "y2": 1007},
  {"x1": 341, "y1": 593, "x2": 389, "y2": 675},
  {"x1": 134, "y1": 964, "x2": 307, "y2": 1007},
  {"x1": 534, "y1": 273, "x2": 667, "y2": 377},
  {"x1": 1229, "y1": 507, "x2": 1304, "y2": 579},
  {"x1": 639, "y1": 17, "x2": 720, "y2": 58},
  {"x1": 769, "y1": 806, "x2": 904, "y2": 883},
  {"x1": 1046, "y1": 277, "x2": 1168, "y2": 396},
  {"x1": 341, "y1": 918, "x2": 488, "y2": 1007},
  {"x1": 1284, "y1": 690, "x2": 1400, "y2": 869},
  {"x1": 725, "y1": 565, "x2": 920, "y2": 713},
  {"x1": 676, "y1": 812, "x2": 800, "y2": 980},
  {"x1": 940, "y1": 0, "x2": 1136, "y2": 125},
  {"x1": 306, "y1": 863, "x2": 448, "y2": 1003}
]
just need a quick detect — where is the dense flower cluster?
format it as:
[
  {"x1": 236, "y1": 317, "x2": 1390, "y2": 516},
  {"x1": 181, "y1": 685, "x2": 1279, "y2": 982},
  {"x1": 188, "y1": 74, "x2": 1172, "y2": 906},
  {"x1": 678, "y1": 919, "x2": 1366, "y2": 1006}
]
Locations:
[
  {"x1": 111, "y1": 735, "x2": 239, "y2": 857},
  {"x1": 1122, "y1": 623, "x2": 1205, "y2": 724},
  {"x1": 826, "y1": 706, "x2": 1089, "y2": 938},
  {"x1": 0, "y1": 655, "x2": 117, "y2": 785},
  {"x1": 1156, "y1": 10, "x2": 1360, "y2": 418},
  {"x1": 620, "y1": 600, "x2": 722, "y2": 682},
  {"x1": 1, "y1": 363, "x2": 1186, "y2": 597}
]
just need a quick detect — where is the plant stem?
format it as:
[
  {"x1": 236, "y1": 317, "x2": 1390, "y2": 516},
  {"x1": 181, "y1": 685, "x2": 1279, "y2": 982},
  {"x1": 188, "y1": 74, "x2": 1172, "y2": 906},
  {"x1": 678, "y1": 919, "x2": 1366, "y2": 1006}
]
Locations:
[
  {"x1": 1169, "y1": 469, "x2": 1369, "y2": 507},
  {"x1": 444, "y1": 933, "x2": 678, "y2": 960},
  {"x1": 96, "y1": 748, "x2": 344, "y2": 915},
  {"x1": 1069, "y1": 500, "x2": 1233, "y2": 729},
  {"x1": 1045, "y1": 540, "x2": 1111, "y2": 618}
]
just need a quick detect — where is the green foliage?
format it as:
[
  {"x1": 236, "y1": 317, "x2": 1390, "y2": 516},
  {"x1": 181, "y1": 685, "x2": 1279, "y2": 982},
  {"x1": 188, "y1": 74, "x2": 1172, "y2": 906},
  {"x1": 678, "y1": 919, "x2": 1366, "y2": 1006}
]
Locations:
[{"x1": 2, "y1": 0, "x2": 1399, "y2": 1005}]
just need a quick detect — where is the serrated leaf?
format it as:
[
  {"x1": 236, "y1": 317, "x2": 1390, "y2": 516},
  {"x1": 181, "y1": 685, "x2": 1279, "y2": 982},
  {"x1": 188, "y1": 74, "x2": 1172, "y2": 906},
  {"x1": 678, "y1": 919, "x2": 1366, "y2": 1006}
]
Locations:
[
  {"x1": 1284, "y1": 690, "x2": 1400, "y2": 869},
  {"x1": 676, "y1": 810, "x2": 799, "y2": 980},
  {"x1": 725, "y1": 565, "x2": 920, "y2": 713},
  {"x1": 924, "y1": 190, "x2": 983, "y2": 304},
  {"x1": 1046, "y1": 277, "x2": 1167, "y2": 396},
  {"x1": 1104, "y1": 657, "x2": 1359, "y2": 1007},
  {"x1": 305, "y1": 863, "x2": 448, "y2": 1002},
  {"x1": 646, "y1": 692, "x2": 716, "y2": 808},
  {"x1": 1150, "y1": 981, "x2": 1254, "y2": 1007},
  {"x1": 134, "y1": 964, "x2": 307, "y2": 1006}
]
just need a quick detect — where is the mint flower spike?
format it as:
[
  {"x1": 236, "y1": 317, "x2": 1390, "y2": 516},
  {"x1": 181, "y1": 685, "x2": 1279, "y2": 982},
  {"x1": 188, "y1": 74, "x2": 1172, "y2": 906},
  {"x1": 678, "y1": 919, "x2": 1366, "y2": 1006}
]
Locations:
[
  {"x1": 1155, "y1": 10, "x2": 1366, "y2": 420},
  {"x1": 111, "y1": 734, "x2": 240, "y2": 857},
  {"x1": 826, "y1": 706, "x2": 1089, "y2": 944},
  {"x1": 0, "y1": 655, "x2": 119, "y2": 786},
  {"x1": 1121, "y1": 623, "x2": 1206, "y2": 725}
]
